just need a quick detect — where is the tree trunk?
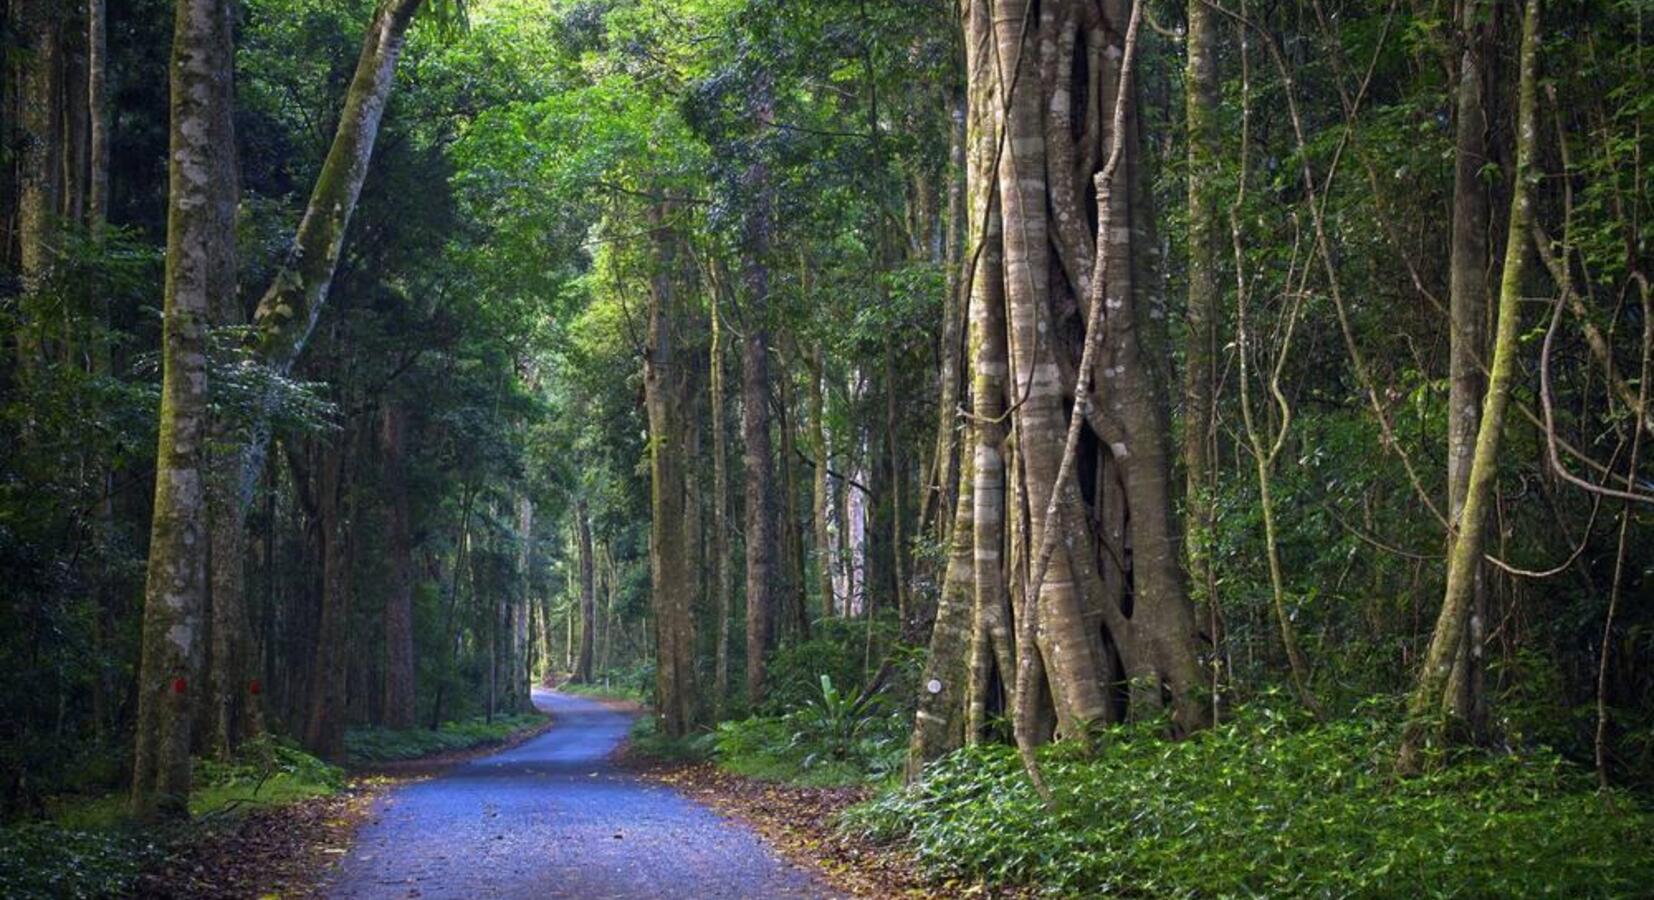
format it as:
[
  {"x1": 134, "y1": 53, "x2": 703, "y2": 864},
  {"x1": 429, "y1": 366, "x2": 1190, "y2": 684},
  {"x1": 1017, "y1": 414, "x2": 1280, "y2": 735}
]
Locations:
[
  {"x1": 907, "y1": 436, "x2": 975, "y2": 774},
  {"x1": 711, "y1": 279, "x2": 732, "y2": 717},
  {"x1": 810, "y1": 344, "x2": 834, "y2": 621},
  {"x1": 998, "y1": 0, "x2": 1112, "y2": 737},
  {"x1": 741, "y1": 72, "x2": 778, "y2": 707},
  {"x1": 303, "y1": 438, "x2": 351, "y2": 764},
  {"x1": 919, "y1": 88, "x2": 969, "y2": 542},
  {"x1": 1182, "y1": 0, "x2": 1222, "y2": 713},
  {"x1": 779, "y1": 358, "x2": 810, "y2": 638},
  {"x1": 14, "y1": 0, "x2": 62, "y2": 372},
  {"x1": 513, "y1": 497, "x2": 534, "y2": 710},
  {"x1": 1443, "y1": 0, "x2": 1492, "y2": 740},
  {"x1": 380, "y1": 404, "x2": 417, "y2": 729},
  {"x1": 1400, "y1": 0, "x2": 1539, "y2": 773},
  {"x1": 645, "y1": 206, "x2": 698, "y2": 736},
  {"x1": 87, "y1": 0, "x2": 109, "y2": 229},
  {"x1": 130, "y1": 0, "x2": 234, "y2": 822},
  {"x1": 572, "y1": 499, "x2": 596, "y2": 684},
  {"x1": 205, "y1": 36, "x2": 252, "y2": 758},
  {"x1": 964, "y1": 0, "x2": 1016, "y2": 744}
]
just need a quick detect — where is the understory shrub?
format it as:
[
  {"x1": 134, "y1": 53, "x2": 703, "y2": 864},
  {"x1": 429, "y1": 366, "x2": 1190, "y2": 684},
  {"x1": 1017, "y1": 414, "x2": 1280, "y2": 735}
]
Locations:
[
  {"x1": 845, "y1": 701, "x2": 1654, "y2": 897},
  {"x1": 0, "y1": 823, "x2": 158, "y2": 899},
  {"x1": 1, "y1": 737, "x2": 344, "y2": 898},
  {"x1": 713, "y1": 675, "x2": 907, "y2": 786}
]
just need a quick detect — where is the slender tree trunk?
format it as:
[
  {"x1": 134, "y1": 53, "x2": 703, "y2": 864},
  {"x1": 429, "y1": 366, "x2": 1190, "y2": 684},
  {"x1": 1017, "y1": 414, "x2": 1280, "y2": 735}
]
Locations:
[
  {"x1": 779, "y1": 358, "x2": 810, "y2": 638},
  {"x1": 377, "y1": 407, "x2": 416, "y2": 728},
  {"x1": 741, "y1": 73, "x2": 779, "y2": 707},
  {"x1": 303, "y1": 438, "x2": 351, "y2": 764},
  {"x1": 572, "y1": 499, "x2": 596, "y2": 683},
  {"x1": 600, "y1": 542, "x2": 618, "y2": 676},
  {"x1": 1400, "y1": 0, "x2": 1539, "y2": 773},
  {"x1": 1443, "y1": 0, "x2": 1492, "y2": 740},
  {"x1": 920, "y1": 88, "x2": 969, "y2": 541},
  {"x1": 810, "y1": 344, "x2": 834, "y2": 621},
  {"x1": 130, "y1": 0, "x2": 234, "y2": 821},
  {"x1": 430, "y1": 484, "x2": 474, "y2": 729},
  {"x1": 907, "y1": 437, "x2": 975, "y2": 774},
  {"x1": 86, "y1": 0, "x2": 108, "y2": 229},
  {"x1": 14, "y1": 0, "x2": 61, "y2": 372},
  {"x1": 710, "y1": 281, "x2": 732, "y2": 717},
  {"x1": 513, "y1": 496, "x2": 534, "y2": 710},
  {"x1": 1183, "y1": 0, "x2": 1223, "y2": 716},
  {"x1": 964, "y1": 0, "x2": 1017, "y2": 743}
]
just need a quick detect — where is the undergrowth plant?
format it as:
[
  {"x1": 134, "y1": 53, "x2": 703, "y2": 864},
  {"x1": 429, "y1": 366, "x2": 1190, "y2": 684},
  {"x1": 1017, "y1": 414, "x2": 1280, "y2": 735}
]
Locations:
[{"x1": 845, "y1": 702, "x2": 1654, "y2": 897}]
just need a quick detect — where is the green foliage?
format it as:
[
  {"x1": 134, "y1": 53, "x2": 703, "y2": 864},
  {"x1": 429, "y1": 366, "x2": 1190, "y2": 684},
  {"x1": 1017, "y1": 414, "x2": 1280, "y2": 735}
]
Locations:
[
  {"x1": 559, "y1": 680, "x2": 647, "y2": 704},
  {"x1": 711, "y1": 674, "x2": 906, "y2": 786},
  {"x1": 0, "y1": 823, "x2": 157, "y2": 900},
  {"x1": 2, "y1": 738, "x2": 343, "y2": 898},
  {"x1": 344, "y1": 713, "x2": 547, "y2": 765},
  {"x1": 761, "y1": 618, "x2": 897, "y2": 715},
  {"x1": 847, "y1": 703, "x2": 1654, "y2": 897},
  {"x1": 193, "y1": 735, "x2": 344, "y2": 805}
]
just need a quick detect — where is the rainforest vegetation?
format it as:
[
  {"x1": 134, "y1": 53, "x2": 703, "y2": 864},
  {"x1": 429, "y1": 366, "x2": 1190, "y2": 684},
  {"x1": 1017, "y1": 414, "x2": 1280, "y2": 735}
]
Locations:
[{"x1": 2, "y1": 0, "x2": 1653, "y2": 896}]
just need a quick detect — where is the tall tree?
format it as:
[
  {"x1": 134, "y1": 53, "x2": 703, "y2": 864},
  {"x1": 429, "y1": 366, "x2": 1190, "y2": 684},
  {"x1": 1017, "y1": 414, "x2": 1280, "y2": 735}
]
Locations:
[
  {"x1": 131, "y1": 0, "x2": 235, "y2": 821},
  {"x1": 1400, "y1": 0, "x2": 1540, "y2": 772},
  {"x1": 572, "y1": 498, "x2": 595, "y2": 684},
  {"x1": 741, "y1": 69, "x2": 779, "y2": 707},
  {"x1": 379, "y1": 403, "x2": 417, "y2": 729},
  {"x1": 1182, "y1": 0, "x2": 1222, "y2": 713},
  {"x1": 644, "y1": 206, "x2": 698, "y2": 737},
  {"x1": 1443, "y1": 0, "x2": 1492, "y2": 739},
  {"x1": 205, "y1": 0, "x2": 428, "y2": 760}
]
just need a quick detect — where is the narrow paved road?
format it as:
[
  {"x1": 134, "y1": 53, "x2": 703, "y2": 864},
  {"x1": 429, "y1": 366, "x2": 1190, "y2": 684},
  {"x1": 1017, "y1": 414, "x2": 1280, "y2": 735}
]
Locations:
[{"x1": 327, "y1": 689, "x2": 836, "y2": 899}]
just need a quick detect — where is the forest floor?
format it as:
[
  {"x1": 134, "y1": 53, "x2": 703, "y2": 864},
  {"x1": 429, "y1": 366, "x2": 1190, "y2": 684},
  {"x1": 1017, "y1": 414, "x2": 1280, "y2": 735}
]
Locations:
[{"x1": 320, "y1": 689, "x2": 837, "y2": 899}]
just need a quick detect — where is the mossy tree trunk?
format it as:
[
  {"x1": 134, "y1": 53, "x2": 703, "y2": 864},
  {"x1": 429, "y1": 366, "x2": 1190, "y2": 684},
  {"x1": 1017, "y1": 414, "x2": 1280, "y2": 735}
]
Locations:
[
  {"x1": 1182, "y1": 0, "x2": 1223, "y2": 716},
  {"x1": 131, "y1": 0, "x2": 235, "y2": 822},
  {"x1": 1400, "y1": 0, "x2": 1540, "y2": 773},
  {"x1": 1443, "y1": 0, "x2": 1493, "y2": 740}
]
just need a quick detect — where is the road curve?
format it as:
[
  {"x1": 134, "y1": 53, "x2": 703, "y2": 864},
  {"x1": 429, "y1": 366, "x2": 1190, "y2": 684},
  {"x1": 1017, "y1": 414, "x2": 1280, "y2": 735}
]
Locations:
[{"x1": 326, "y1": 688, "x2": 836, "y2": 899}]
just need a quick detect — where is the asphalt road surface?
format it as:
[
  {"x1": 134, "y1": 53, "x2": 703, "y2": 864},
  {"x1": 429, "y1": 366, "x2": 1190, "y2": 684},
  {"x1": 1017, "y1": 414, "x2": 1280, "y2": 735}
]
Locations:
[{"x1": 326, "y1": 688, "x2": 836, "y2": 899}]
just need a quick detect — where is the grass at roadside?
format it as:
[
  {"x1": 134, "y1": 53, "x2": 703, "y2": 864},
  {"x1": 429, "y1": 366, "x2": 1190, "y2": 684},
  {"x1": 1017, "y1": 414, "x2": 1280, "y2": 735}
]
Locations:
[
  {"x1": 345, "y1": 712, "x2": 547, "y2": 766},
  {"x1": 556, "y1": 680, "x2": 648, "y2": 705}
]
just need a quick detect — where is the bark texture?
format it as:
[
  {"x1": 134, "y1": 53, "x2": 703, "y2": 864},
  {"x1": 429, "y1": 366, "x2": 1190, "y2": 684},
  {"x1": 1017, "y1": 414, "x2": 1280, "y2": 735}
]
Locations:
[
  {"x1": 1444, "y1": 0, "x2": 1491, "y2": 737},
  {"x1": 645, "y1": 209, "x2": 698, "y2": 737},
  {"x1": 131, "y1": 0, "x2": 235, "y2": 820},
  {"x1": 909, "y1": 0, "x2": 1210, "y2": 767},
  {"x1": 741, "y1": 72, "x2": 779, "y2": 707}
]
